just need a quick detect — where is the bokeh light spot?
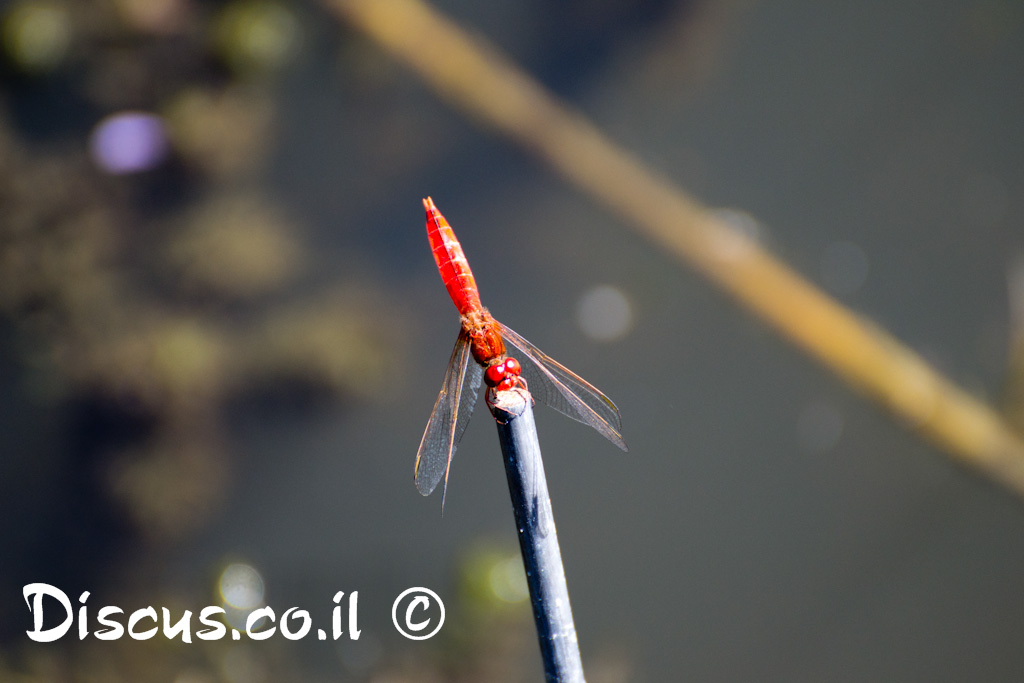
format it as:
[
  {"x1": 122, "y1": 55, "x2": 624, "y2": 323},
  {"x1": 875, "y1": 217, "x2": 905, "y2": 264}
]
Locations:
[
  {"x1": 216, "y1": 1, "x2": 301, "y2": 75},
  {"x1": 89, "y1": 111, "x2": 170, "y2": 174},
  {"x1": 577, "y1": 285, "x2": 633, "y2": 342},
  {"x1": 2, "y1": 1, "x2": 71, "y2": 73},
  {"x1": 488, "y1": 556, "x2": 529, "y2": 603},
  {"x1": 219, "y1": 563, "x2": 265, "y2": 609},
  {"x1": 113, "y1": 0, "x2": 188, "y2": 34}
]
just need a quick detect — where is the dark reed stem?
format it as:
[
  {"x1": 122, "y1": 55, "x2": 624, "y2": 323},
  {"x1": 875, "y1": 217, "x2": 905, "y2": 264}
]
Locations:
[{"x1": 489, "y1": 387, "x2": 586, "y2": 683}]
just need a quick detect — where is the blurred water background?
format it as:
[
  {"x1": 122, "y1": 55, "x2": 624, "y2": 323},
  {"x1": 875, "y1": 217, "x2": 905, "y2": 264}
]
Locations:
[{"x1": 2, "y1": 0, "x2": 1024, "y2": 681}]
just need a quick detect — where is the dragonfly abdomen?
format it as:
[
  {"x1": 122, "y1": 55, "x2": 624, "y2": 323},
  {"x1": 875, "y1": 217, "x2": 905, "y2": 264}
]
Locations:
[{"x1": 424, "y1": 196, "x2": 481, "y2": 317}]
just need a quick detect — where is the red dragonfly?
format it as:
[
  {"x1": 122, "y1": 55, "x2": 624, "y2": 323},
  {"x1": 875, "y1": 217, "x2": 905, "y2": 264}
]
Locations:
[{"x1": 415, "y1": 197, "x2": 627, "y2": 499}]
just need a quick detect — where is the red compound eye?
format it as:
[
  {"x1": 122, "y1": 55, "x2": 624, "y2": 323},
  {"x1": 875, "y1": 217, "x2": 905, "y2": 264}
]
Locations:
[
  {"x1": 485, "y1": 357, "x2": 522, "y2": 388},
  {"x1": 485, "y1": 363, "x2": 506, "y2": 387}
]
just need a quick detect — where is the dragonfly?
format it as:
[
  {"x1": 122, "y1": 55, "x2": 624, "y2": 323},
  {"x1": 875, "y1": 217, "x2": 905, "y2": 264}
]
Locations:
[{"x1": 415, "y1": 197, "x2": 627, "y2": 500}]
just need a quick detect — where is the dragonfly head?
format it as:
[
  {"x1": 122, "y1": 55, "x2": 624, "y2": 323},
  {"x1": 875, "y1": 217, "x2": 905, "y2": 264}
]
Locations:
[{"x1": 485, "y1": 357, "x2": 522, "y2": 391}]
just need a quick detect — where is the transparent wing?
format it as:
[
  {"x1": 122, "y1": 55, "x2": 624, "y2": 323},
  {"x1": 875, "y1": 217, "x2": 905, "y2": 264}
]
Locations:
[
  {"x1": 414, "y1": 329, "x2": 484, "y2": 497},
  {"x1": 498, "y1": 322, "x2": 627, "y2": 452}
]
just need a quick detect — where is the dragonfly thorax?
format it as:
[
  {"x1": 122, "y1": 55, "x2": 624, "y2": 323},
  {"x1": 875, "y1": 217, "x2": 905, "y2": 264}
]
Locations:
[{"x1": 462, "y1": 307, "x2": 506, "y2": 366}]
